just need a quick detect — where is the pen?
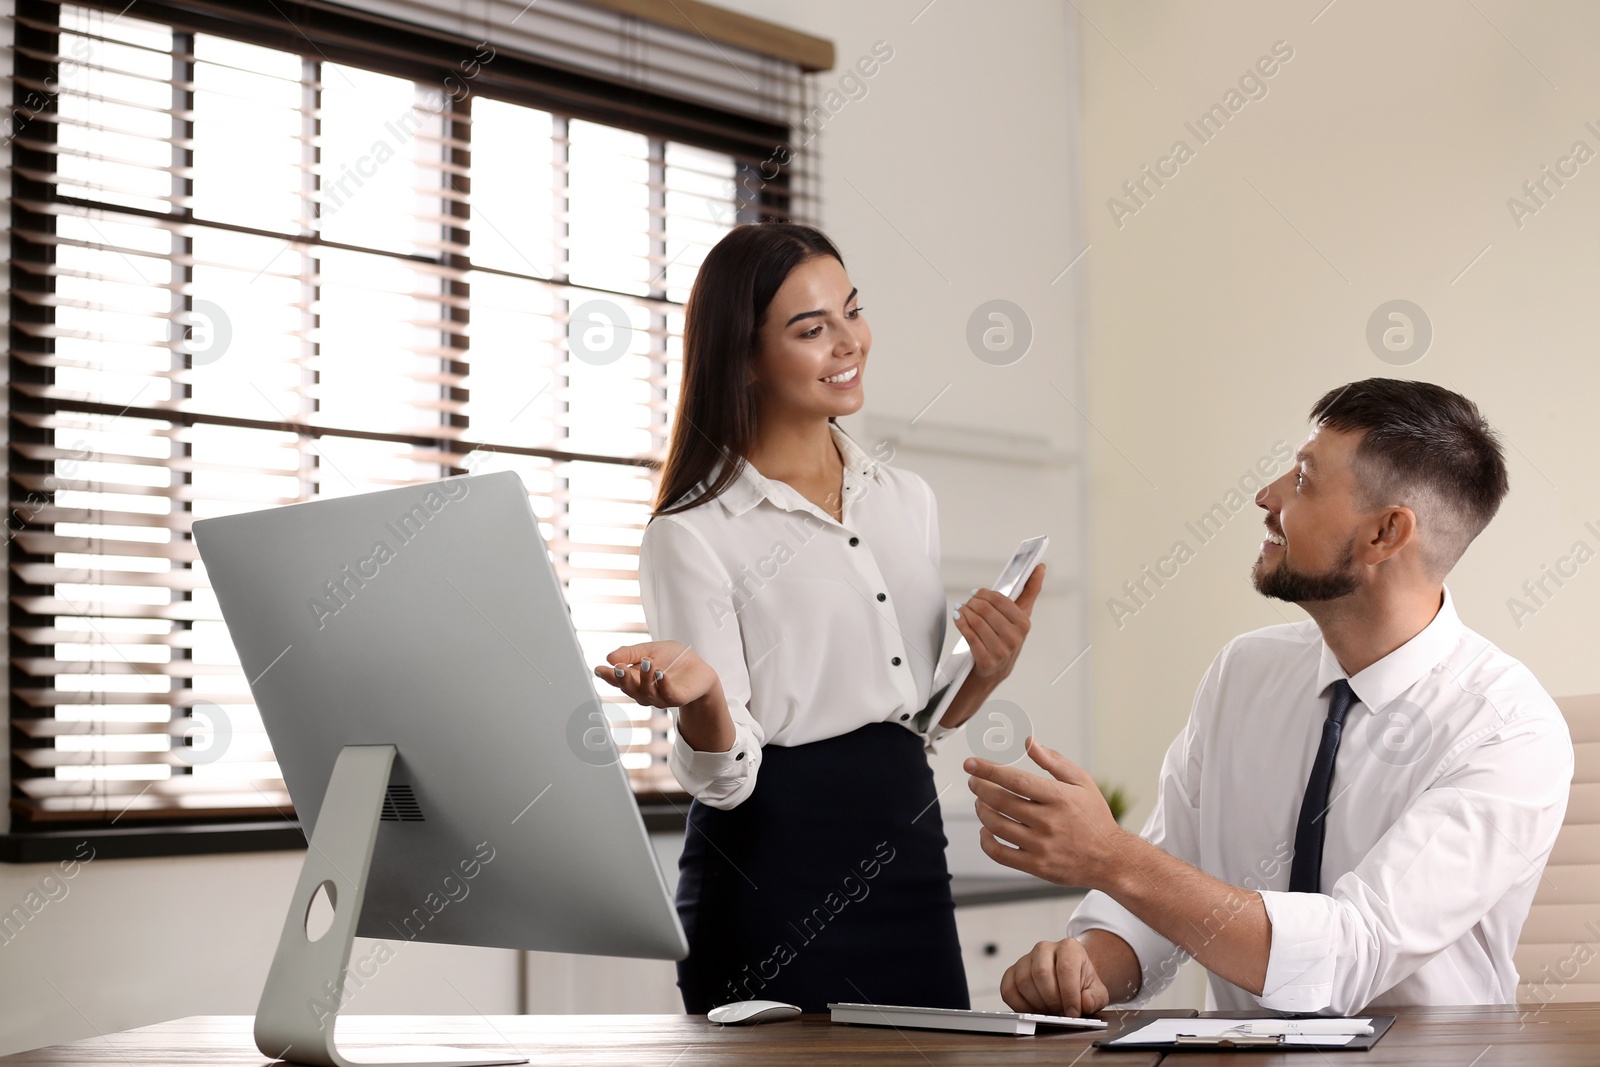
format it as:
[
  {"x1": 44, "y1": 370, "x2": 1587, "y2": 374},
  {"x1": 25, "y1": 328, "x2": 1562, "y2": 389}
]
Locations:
[
  {"x1": 1238, "y1": 1020, "x2": 1374, "y2": 1036},
  {"x1": 1175, "y1": 1034, "x2": 1281, "y2": 1046}
]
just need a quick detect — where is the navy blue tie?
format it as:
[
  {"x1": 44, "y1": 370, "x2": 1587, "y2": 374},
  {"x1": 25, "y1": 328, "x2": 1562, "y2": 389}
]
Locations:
[{"x1": 1288, "y1": 679, "x2": 1357, "y2": 894}]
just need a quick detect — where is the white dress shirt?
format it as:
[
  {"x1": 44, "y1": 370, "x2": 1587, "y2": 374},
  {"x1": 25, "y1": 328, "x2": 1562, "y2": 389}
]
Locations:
[
  {"x1": 1067, "y1": 586, "x2": 1573, "y2": 1014},
  {"x1": 639, "y1": 422, "x2": 955, "y2": 809}
]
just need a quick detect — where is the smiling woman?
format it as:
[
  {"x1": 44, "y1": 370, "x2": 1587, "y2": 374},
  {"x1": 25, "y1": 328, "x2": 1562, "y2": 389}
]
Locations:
[{"x1": 590, "y1": 223, "x2": 1047, "y2": 1014}]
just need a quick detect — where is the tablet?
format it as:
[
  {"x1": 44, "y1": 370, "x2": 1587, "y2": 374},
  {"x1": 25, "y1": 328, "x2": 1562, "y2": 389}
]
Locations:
[{"x1": 916, "y1": 535, "x2": 1048, "y2": 732}]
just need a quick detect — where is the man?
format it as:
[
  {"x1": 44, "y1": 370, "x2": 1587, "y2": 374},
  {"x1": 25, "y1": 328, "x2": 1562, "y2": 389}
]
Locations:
[{"x1": 967, "y1": 379, "x2": 1573, "y2": 1016}]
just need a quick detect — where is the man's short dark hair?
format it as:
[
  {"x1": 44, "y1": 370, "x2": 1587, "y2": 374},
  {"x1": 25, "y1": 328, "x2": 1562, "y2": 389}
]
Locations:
[{"x1": 1310, "y1": 378, "x2": 1508, "y2": 580}]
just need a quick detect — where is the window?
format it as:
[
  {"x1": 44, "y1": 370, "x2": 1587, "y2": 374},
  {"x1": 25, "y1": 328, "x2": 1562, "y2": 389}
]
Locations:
[{"x1": 5, "y1": 0, "x2": 803, "y2": 831}]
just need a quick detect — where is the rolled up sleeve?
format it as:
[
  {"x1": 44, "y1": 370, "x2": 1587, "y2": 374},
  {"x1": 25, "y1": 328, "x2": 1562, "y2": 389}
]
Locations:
[
  {"x1": 1067, "y1": 891, "x2": 1191, "y2": 1006},
  {"x1": 1256, "y1": 709, "x2": 1572, "y2": 1015},
  {"x1": 639, "y1": 516, "x2": 765, "y2": 809}
]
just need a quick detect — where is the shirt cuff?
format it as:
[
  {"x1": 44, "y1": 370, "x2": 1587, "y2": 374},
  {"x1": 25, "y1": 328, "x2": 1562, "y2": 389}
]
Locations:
[
  {"x1": 668, "y1": 724, "x2": 759, "y2": 807},
  {"x1": 1257, "y1": 889, "x2": 1339, "y2": 1013},
  {"x1": 924, "y1": 719, "x2": 960, "y2": 753}
]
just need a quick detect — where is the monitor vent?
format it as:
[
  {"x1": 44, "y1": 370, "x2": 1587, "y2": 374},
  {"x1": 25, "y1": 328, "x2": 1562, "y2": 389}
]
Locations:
[{"x1": 380, "y1": 784, "x2": 425, "y2": 822}]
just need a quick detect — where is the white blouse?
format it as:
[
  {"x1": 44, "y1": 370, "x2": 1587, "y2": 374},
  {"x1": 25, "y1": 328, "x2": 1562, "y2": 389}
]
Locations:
[{"x1": 638, "y1": 422, "x2": 953, "y2": 809}]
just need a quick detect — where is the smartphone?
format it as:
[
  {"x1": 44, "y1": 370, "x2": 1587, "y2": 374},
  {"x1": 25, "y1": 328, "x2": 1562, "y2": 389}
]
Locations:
[
  {"x1": 949, "y1": 535, "x2": 1049, "y2": 657},
  {"x1": 920, "y1": 535, "x2": 1048, "y2": 728}
]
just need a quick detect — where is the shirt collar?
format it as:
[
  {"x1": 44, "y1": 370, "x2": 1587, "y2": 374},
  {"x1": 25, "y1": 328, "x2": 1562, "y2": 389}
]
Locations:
[
  {"x1": 1314, "y1": 585, "x2": 1465, "y2": 714},
  {"x1": 712, "y1": 422, "x2": 880, "y2": 519}
]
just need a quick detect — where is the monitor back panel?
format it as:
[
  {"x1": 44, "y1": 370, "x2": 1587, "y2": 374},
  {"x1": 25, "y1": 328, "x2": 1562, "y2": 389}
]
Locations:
[{"x1": 194, "y1": 471, "x2": 684, "y2": 959}]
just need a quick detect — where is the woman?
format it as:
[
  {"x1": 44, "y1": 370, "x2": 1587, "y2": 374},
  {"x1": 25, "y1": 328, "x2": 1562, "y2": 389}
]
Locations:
[{"x1": 593, "y1": 222, "x2": 1045, "y2": 1014}]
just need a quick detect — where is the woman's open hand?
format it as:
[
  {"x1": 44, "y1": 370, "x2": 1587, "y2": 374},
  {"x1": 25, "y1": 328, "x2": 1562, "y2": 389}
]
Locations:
[
  {"x1": 594, "y1": 641, "x2": 734, "y2": 753},
  {"x1": 594, "y1": 640, "x2": 717, "y2": 710}
]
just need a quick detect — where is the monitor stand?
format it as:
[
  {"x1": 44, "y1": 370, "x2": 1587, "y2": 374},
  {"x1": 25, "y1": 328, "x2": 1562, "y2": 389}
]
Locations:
[{"x1": 253, "y1": 744, "x2": 528, "y2": 1067}]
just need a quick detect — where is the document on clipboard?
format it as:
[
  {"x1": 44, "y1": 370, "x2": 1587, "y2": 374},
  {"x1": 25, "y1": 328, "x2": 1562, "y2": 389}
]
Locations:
[
  {"x1": 1097, "y1": 1015, "x2": 1394, "y2": 1052},
  {"x1": 914, "y1": 535, "x2": 1048, "y2": 733}
]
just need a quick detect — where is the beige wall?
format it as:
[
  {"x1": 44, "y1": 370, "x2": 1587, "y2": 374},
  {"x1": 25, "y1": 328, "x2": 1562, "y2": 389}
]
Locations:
[{"x1": 1074, "y1": 0, "x2": 1600, "y2": 823}]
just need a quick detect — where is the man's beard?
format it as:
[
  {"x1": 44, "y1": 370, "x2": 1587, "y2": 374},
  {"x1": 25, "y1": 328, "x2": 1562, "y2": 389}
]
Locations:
[{"x1": 1251, "y1": 535, "x2": 1360, "y2": 603}]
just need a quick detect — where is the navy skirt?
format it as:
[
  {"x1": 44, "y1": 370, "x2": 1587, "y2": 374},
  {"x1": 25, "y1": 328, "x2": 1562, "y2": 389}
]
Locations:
[{"x1": 674, "y1": 721, "x2": 969, "y2": 1014}]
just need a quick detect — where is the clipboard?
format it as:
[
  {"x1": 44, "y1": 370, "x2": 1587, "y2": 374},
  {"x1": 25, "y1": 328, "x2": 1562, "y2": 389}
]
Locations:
[{"x1": 1094, "y1": 1014, "x2": 1395, "y2": 1052}]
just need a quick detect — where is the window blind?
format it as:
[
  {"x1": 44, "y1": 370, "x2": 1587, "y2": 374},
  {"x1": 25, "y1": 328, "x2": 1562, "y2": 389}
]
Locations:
[{"x1": 4, "y1": 0, "x2": 814, "y2": 829}]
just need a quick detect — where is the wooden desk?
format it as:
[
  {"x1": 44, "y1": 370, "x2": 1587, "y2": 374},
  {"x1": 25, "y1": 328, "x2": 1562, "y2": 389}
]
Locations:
[
  {"x1": 0, "y1": 1012, "x2": 1174, "y2": 1066},
  {"x1": 6, "y1": 1005, "x2": 1597, "y2": 1065}
]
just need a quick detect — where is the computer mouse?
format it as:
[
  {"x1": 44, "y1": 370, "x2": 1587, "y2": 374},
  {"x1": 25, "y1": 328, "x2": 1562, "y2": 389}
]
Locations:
[{"x1": 707, "y1": 999, "x2": 802, "y2": 1025}]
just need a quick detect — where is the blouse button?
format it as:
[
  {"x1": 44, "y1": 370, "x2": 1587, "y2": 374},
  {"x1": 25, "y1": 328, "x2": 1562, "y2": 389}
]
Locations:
[
  {"x1": 734, "y1": 751, "x2": 745, "y2": 761},
  {"x1": 899, "y1": 713, "x2": 910, "y2": 721},
  {"x1": 891, "y1": 656, "x2": 902, "y2": 666},
  {"x1": 876, "y1": 592, "x2": 887, "y2": 602},
  {"x1": 848, "y1": 536, "x2": 860, "y2": 546}
]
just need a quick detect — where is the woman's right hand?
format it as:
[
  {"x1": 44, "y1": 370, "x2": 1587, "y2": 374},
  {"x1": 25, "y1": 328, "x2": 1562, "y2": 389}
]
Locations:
[
  {"x1": 594, "y1": 640, "x2": 715, "y2": 708},
  {"x1": 594, "y1": 641, "x2": 735, "y2": 753}
]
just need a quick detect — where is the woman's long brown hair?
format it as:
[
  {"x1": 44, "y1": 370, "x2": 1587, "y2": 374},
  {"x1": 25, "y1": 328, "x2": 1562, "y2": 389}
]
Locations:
[{"x1": 653, "y1": 222, "x2": 845, "y2": 516}]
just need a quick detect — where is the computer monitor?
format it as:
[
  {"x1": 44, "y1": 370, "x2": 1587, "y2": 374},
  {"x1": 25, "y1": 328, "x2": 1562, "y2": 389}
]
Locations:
[{"x1": 193, "y1": 471, "x2": 687, "y2": 1067}]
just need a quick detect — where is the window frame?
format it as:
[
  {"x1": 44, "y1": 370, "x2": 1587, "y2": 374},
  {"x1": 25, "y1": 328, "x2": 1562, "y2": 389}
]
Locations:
[{"x1": 3, "y1": 0, "x2": 795, "y2": 857}]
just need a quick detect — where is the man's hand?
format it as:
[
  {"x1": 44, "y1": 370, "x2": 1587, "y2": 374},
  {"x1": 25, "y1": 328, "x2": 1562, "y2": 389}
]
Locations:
[
  {"x1": 973, "y1": 738, "x2": 1274, "y2": 999},
  {"x1": 1000, "y1": 937, "x2": 1109, "y2": 1016},
  {"x1": 966, "y1": 736, "x2": 1127, "y2": 890}
]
